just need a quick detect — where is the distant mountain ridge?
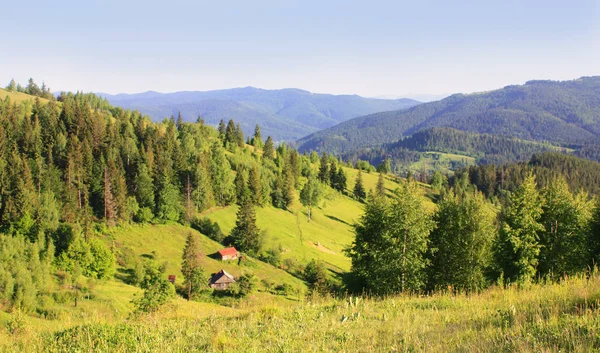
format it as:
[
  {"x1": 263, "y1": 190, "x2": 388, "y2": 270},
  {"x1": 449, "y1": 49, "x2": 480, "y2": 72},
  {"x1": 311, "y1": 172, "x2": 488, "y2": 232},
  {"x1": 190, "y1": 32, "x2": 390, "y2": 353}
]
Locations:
[
  {"x1": 297, "y1": 76, "x2": 600, "y2": 153},
  {"x1": 100, "y1": 87, "x2": 420, "y2": 141}
]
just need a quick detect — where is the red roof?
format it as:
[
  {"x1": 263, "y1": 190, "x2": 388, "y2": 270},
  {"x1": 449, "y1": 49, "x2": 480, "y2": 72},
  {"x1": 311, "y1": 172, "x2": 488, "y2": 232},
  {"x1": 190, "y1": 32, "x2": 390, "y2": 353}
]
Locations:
[{"x1": 218, "y1": 247, "x2": 238, "y2": 256}]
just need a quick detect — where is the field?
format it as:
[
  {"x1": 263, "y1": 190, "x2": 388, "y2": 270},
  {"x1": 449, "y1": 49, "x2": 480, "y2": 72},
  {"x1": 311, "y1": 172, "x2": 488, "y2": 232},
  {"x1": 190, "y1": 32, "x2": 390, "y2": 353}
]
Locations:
[{"x1": 2, "y1": 273, "x2": 600, "y2": 352}]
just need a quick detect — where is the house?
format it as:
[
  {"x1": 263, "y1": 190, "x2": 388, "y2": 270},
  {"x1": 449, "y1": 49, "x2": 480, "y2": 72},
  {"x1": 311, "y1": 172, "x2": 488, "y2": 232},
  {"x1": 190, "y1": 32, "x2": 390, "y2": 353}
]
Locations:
[
  {"x1": 217, "y1": 247, "x2": 239, "y2": 261},
  {"x1": 209, "y1": 269, "x2": 236, "y2": 290}
]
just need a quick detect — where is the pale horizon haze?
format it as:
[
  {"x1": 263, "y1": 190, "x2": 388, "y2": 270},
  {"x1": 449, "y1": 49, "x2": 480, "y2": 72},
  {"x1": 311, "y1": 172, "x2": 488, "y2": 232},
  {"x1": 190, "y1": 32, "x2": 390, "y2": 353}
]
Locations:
[{"x1": 1, "y1": 0, "x2": 599, "y2": 98}]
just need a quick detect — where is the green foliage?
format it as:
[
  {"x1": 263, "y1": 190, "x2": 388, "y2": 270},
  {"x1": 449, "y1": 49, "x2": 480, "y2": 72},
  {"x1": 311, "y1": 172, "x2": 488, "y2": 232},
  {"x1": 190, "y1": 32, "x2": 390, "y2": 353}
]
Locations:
[
  {"x1": 299, "y1": 175, "x2": 321, "y2": 222},
  {"x1": 298, "y1": 77, "x2": 600, "y2": 154},
  {"x1": 347, "y1": 180, "x2": 434, "y2": 294},
  {"x1": 190, "y1": 217, "x2": 224, "y2": 243},
  {"x1": 537, "y1": 177, "x2": 594, "y2": 280},
  {"x1": 495, "y1": 174, "x2": 544, "y2": 284},
  {"x1": 353, "y1": 170, "x2": 366, "y2": 202},
  {"x1": 230, "y1": 200, "x2": 261, "y2": 255},
  {"x1": 428, "y1": 189, "x2": 496, "y2": 292},
  {"x1": 181, "y1": 233, "x2": 206, "y2": 299},
  {"x1": 235, "y1": 272, "x2": 258, "y2": 297},
  {"x1": 304, "y1": 259, "x2": 328, "y2": 294}
]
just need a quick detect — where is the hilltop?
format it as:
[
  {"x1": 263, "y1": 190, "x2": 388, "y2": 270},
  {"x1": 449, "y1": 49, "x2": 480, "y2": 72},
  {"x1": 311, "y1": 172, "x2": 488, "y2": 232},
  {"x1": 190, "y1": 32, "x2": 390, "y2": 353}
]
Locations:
[
  {"x1": 100, "y1": 87, "x2": 420, "y2": 141},
  {"x1": 297, "y1": 76, "x2": 600, "y2": 156}
]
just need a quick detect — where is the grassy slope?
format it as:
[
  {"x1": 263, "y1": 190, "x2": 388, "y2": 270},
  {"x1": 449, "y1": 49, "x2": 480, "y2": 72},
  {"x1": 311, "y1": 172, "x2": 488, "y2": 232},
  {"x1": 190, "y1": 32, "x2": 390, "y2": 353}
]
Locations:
[
  {"x1": 109, "y1": 223, "x2": 307, "y2": 293},
  {"x1": 0, "y1": 88, "x2": 54, "y2": 105},
  {"x1": 203, "y1": 167, "x2": 413, "y2": 275},
  {"x1": 5, "y1": 274, "x2": 600, "y2": 352}
]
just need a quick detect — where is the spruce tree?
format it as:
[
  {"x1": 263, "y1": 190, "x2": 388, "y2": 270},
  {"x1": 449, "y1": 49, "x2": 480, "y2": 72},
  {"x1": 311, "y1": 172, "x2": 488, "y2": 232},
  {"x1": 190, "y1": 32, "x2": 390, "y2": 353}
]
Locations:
[
  {"x1": 235, "y1": 123, "x2": 245, "y2": 148},
  {"x1": 375, "y1": 173, "x2": 386, "y2": 198},
  {"x1": 181, "y1": 232, "x2": 205, "y2": 300},
  {"x1": 252, "y1": 124, "x2": 264, "y2": 149},
  {"x1": 218, "y1": 119, "x2": 226, "y2": 138},
  {"x1": 248, "y1": 165, "x2": 261, "y2": 205},
  {"x1": 225, "y1": 119, "x2": 237, "y2": 146},
  {"x1": 263, "y1": 136, "x2": 275, "y2": 159},
  {"x1": 209, "y1": 142, "x2": 235, "y2": 206},
  {"x1": 353, "y1": 170, "x2": 367, "y2": 201},
  {"x1": 495, "y1": 173, "x2": 544, "y2": 284},
  {"x1": 318, "y1": 153, "x2": 329, "y2": 183},
  {"x1": 230, "y1": 199, "x2": 261, "y2": 255}
]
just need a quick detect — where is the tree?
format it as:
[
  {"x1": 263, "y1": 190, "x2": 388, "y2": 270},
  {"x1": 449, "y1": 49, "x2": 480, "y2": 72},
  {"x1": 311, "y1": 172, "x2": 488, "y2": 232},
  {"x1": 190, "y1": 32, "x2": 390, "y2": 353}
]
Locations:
[
  {"x1": 181, "y1": 233, "x2": 205, "y2": 300},
  {"x1": 590, "y1": 198, "x2": 600, "y2": 266},
  {"x1": 230, "y1": 199, "x2": 261, "y2": 255},
  {"x1": 537, "y1": 177, "x2": 593, "y2": 280},
  {"x1": 155, "y1": 175, "x2": 181, "y2": 222},
  {"x1": 248, "y1": 165, "x2": 261, "y2": 205},
  {"x1": 209, "y1": 142, "x2": 235, "y2": 206},
  {"x1": 318, "y1": 153, "x2": 329, "y2": 183},
  {"x1": 376, "y1": 158, "x2": 391, "y2": 174},
  {"x1": 251, "y1": 125, "x2": 264, "y2": 149},
  {"x1": 263, "y1": 136, "x2": 275, "y2": 159},
  {"x1": 375, "y1": 173, "x2": 386, "y2": 198},
  {"x1": 225, "y1": 119, "x2": 237, "y2": 147},
  {"x1": 300, "y1": 175, "x2": 321, "y2": 222},
  {"x1": 235, "y1": 123, "x2": 245, "y2": 148},
  {"x1": 431, "y1": 170, "x2": 447, "y2": 191},
  {"x1": 6, "y1": 79, "x2": 16, "y2": 92},
  {"x1": 428, "y1": 189, "x2": 496, "y2": 292},
  {"x1": 235, "y1": 273, "x2": 258, "y2": 297},
  {"x1": 304, "y1": 259, "x2": 328, "y2": 294},
  {"x1": 218, "y1": 119, "x2": 227, "y2": 138},
  {"x1": 495, "y1": 173, "x2": 544, "y2": 284},
  {"x1": 234, "y1": 167, "x2": 250, "y2": 205},
  {"x1": 353, "y1": 170, "x2": 367, "y2": 201},
  {"x1": 347, "y1": 180, "x2": 433, "y2": 294}
]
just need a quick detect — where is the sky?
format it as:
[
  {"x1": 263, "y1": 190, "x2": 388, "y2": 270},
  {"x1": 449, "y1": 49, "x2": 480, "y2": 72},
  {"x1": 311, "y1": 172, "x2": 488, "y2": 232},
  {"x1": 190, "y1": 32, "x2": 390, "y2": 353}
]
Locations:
[{"x1": 1, "y1": 0, "x2": 599, "y2": 98}]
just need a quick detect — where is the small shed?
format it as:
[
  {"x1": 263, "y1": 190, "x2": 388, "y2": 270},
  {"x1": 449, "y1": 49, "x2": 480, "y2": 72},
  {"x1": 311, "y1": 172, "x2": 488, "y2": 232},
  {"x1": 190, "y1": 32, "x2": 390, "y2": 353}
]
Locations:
[
  {"x1": 217, "y1": 247, "x2": 239, "y2": 261},
  {"x1": 209, "y1": 269, "x2": 236, "y2": 290}
]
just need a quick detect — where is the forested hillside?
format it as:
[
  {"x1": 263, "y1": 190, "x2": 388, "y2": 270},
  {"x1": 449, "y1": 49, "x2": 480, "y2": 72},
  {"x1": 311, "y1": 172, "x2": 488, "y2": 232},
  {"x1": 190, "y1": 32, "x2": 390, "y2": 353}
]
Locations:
[
  {"x1": 297, "y1": 76, "x2": 600, "y2": 154},
  {"x1": 101, "y1": 87, "x2": 420, "y2": 141}
]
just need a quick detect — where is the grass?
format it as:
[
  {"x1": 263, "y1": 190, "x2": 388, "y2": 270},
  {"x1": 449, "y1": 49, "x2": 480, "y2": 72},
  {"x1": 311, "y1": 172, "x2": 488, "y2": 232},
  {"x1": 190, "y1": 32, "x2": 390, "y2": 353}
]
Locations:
[
  {"x1": 4, "y1": 273, "x2": 600, "y2": 352},
  {"x1": 108, "y1": 223, "x2": 307, "y2": 294},
  {"x1": 0, "y1": 88, "x2": 56, "y2": 105}
]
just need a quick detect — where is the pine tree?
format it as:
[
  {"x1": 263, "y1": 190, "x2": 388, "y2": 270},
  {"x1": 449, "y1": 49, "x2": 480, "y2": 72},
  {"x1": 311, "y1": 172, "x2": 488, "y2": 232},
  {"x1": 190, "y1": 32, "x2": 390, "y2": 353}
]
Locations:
[
  {"x1": 181, "y1": 233, "x2": 204, "y2": 300},
  {"x1": 209, "y1": 142, "x2": 235, "y2": 206},
  {"x1": 218, "y1": 119, "x2": 226, "y2": 138},
  {"x1": 263, "y1": 136, "x2": 275, "y2": 159},
  {"x1": 6, "y1": 79, "x2": 16, "y2": 92},
  {"x1": 375, "y1": 173, "x2": 386, "y2": 198},
  {"x1": 300, "y1": 175, "x2": 321, "y2": 222},
  {"x1": 225, "y1": 119, "x2": 237, "y2": 147},
  {"x1": 234, "y1": 167, "x2": 250, "y2": 205},
  {"x1": 495, "y1": 173, "x2": 544, "y2": 284},
  {"x1": 155, "y1": 174, "x2": 181, "y2": 222},
  {"x1": 192, "y1": 154, "x2": 214, "y2": 212},
  {"x1": 252, "y1": 124, "x2": 264, "y2": 149},
  {"x1": 353, "y1": 170, "x2": 367, "y2": 201},
  {"x1": 235, "y1": 123, "x2": 245, "y2": 148},
  {"x1": 318, "y1": 153, "x2": 329, "y2": 183},
  {"x1": 230, "y1": 199, "x2": 261, "y2": 255},
  {"x1": 248, "y1": 165, "x2": 261, "y2": 205}
]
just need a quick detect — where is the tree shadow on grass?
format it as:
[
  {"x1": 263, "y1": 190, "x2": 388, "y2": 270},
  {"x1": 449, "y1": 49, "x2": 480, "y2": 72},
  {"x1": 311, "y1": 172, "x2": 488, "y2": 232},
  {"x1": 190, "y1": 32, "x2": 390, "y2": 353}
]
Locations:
[{"x1": 324, "y1": 214, "x2": 350, "y2": 226}]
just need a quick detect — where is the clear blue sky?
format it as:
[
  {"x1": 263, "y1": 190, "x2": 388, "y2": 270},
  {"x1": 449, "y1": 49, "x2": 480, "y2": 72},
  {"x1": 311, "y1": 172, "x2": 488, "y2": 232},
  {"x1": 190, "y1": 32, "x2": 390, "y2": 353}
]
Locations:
[{"x1": 1, "y1": 0, "x2": 598, "y2": 97}]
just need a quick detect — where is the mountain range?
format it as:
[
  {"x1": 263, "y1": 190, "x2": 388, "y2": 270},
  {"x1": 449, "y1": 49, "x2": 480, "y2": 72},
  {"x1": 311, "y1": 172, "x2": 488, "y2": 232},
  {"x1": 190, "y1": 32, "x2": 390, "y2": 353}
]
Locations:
[
  {"x1": 296, "y1": 76, "x2": 600, "y2": 154},
  {"x1": 100, "y1": 87, "x2": 420, "y2": 141}
]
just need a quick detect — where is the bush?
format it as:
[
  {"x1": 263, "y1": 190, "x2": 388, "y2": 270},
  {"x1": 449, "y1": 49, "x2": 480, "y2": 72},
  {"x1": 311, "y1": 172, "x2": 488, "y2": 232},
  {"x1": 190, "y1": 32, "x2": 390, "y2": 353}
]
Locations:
[
  {"x1": 259, "y1": 247, "x2": 282, "y2": 267},
  {"x1": 191, "y1": 217, "x2": 224, "y2": 243}
]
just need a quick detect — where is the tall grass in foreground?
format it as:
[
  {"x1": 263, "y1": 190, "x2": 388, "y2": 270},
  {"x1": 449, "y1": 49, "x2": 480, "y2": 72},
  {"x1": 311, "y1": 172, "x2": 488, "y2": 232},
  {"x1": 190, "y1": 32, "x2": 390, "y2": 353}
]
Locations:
[{"x1": 3, "y1": 273, "x2": 600, "y2": 352}]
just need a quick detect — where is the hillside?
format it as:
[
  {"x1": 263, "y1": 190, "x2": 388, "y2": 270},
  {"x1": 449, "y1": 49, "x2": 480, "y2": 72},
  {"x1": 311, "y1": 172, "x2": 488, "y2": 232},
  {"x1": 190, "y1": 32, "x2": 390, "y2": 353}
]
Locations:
[
  {"x1": 4, "y1": 274, "x2": 600, "y2": 352},
  {"x1": 297, "y1": 76, "x2": 600, "y2": 154},
  {"x1": 101, "y1": 87, "x2": 420, "y2": 141}
]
